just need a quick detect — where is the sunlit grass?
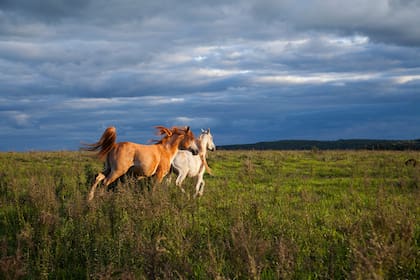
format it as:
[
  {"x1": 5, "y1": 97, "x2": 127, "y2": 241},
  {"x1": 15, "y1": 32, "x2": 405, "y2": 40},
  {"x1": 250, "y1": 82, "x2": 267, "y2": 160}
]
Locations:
[{"x1": 0, "y1": 150, "x2": 419, "y2": 279}]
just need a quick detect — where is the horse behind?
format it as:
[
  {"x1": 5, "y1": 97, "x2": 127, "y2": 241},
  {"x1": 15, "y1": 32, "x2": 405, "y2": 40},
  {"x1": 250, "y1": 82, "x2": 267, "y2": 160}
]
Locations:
[
  {"x1": 82, "y1": 126, "x2": 199, "y2": 201},
  {"x1": 171, "y1": 128, "x2": 216, "y2": 197}
]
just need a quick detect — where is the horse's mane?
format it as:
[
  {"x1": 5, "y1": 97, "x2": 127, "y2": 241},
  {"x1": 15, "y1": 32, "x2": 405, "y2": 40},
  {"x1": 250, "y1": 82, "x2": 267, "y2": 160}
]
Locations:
[{"x1": 153, "y1": 126, "x2": 187, "y2": 145}]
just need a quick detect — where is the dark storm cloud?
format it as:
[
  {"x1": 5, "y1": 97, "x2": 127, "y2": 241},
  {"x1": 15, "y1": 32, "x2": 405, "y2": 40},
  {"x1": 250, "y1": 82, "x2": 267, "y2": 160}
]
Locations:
[
  {"x1": 251, "y1": 0, "x2": 420, "y2": 46},
  {"x1": 0, "y1": 0, "x2": 419, "y2": 150},
  {"x1": 0, "y1": 0, "x2": 87, "y2": 17}
]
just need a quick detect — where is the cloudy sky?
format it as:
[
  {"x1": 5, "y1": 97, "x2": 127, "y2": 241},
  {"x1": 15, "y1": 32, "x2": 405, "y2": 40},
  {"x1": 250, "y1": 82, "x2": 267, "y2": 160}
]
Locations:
[{"x1": 1, "y1": 0, "x2": 420, "y2": 151}]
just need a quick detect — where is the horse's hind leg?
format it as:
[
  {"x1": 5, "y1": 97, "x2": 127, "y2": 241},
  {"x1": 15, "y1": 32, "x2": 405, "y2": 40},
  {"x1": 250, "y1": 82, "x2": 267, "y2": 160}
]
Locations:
[
  {"x1": 88, "y1": 172, "x2": 106, "y2": 201},
  {"x1": 88, "y1": 169, "x2": 127, "y2": 201},
  {"x1": 103, "y1": 170, "x2": 127, "y2": 190},
  {"x1": 175, "y1": 171, "x2": 188, "y2": 193}
]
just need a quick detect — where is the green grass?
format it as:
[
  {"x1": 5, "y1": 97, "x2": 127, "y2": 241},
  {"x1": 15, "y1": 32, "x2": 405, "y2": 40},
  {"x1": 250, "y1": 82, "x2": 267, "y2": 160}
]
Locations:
[{"x1": 0, "y1": 150, "x2": 419, "y2": 279}]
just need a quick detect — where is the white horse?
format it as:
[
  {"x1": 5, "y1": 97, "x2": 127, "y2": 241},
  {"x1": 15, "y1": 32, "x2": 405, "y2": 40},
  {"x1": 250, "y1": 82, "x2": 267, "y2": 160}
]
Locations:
[{"x1": 171, "y1": 128, "x2": 216, "y2": 197}]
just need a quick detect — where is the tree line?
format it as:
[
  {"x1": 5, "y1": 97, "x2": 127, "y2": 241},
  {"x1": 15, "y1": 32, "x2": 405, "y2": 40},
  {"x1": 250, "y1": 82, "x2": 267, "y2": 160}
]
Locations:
[{"x1": 220, "y1": 139, "x2": 420, "y2": 151}]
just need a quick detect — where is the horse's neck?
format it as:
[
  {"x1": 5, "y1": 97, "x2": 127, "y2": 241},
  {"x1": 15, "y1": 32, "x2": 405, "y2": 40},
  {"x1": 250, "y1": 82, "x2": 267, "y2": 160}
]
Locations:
[
  {"x1": 164, "y1": 134, "x2": 183, "y2": 155},
  {"x1": 198, "y1": 136, "x2": 208, "y2": 157}
]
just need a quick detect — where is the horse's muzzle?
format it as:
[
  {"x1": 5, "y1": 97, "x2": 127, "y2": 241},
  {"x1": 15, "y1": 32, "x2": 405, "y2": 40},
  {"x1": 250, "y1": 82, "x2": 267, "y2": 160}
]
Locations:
[{"x1": 189, "y1": 148, "x2": 199, "y2": 155}]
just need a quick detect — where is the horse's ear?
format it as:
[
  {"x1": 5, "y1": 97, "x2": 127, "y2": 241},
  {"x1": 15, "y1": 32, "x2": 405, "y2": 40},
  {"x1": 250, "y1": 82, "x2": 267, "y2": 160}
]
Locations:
[
  {"x1": 207, "y1": 128, "x2": 211, "y2": 133},
  {"x1": 155, "y1": 126, "x2": 172, "y2": 136},
  {"x1": 185, "y1": 126, "x2": 190, "y2": 132},
  {"x1": 165, "y1": 127, "x2": 173, "y2": 136},
  {"x1": 201, "y1": 128, "x2": 205, "y2": 133}
]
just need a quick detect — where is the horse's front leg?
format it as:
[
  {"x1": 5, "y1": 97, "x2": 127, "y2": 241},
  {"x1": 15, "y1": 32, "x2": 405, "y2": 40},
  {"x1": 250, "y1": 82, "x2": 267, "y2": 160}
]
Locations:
[
  {"x1": 194, "y1": 173, "x2": 206, "y2": 197},
  {"x1": 155, "y1": 164, "x2": 171, "y2": 184},
  {"x1": 194, "y1": 180, "x2": 205, "y2": 198},
  {"x1": 194, "y1": 168, "x2": 206, "y2": 197},
  {"x1": 164, "y1": 166, "x2": 175, "y2": 185}
]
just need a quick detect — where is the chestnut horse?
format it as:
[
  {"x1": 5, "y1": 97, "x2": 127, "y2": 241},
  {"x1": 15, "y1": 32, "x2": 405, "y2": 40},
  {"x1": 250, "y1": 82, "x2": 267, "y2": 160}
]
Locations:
[{"x1": 82, "y1": 126, "x2": 199, "y2": 201}]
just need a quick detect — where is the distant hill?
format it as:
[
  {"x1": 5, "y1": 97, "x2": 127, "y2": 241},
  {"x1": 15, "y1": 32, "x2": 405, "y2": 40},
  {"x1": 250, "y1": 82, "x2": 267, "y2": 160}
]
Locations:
[{"x1": 219, "y1": 139, "x2": 420, "y2": 151}]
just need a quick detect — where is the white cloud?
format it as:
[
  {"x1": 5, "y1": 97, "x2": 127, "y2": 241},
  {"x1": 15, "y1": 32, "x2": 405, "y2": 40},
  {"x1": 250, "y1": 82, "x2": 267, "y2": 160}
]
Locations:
[
  {"x1": 174, "y1": 116, "x2": 216, "y2": 129},
  {"x1": 13, "y1": 112, "x2": 31, "y2": 126},
  {"x1": 193, "y1": 55, "x2": 207, "y2": 62},
  {"x1": 255, "y1": 72, "x2": 379, "y2": 85},
  {"x1": 196, "y1": 68, "x2": 250, "y2": 78},
  {"x1": 59, "y1": 96, "x2": 185, "y2": 110},
  {"x1": 327, "y1": 35, "x2": 369, "y2": 47},
  {"x1": 1, "y1": 111, "x2": 33, "y2": 128},
  {"x1": 393, "y1": 74, "x2": 420, "y2": 84}
]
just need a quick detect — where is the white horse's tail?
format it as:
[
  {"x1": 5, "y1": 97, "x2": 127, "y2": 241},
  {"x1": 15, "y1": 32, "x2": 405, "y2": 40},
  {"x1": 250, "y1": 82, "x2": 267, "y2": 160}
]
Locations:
[{"x1": 200, "y1": 154, "x2": 213, "y2": 175}]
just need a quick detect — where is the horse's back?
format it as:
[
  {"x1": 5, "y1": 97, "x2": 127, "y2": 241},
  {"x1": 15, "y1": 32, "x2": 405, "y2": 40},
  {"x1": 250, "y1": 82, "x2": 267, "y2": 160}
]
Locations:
[
  {"x1": 108, "y1": 142, "x2": 160, "y2": 175},
  {"x1": 132, "y1": 143, "x2": 162, "y2": 175}
]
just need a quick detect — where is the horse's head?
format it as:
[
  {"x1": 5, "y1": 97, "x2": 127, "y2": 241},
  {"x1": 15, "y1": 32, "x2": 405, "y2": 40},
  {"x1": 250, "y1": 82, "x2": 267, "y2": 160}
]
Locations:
[
  {"x1": 200, "y1": 128, "x2": 216, "y2": 151},
  {"x1": 155, "y1": 126, "x2": 199, "y2": 155},
  {"x1": 179, "y1": 126, "x2": 199, "y2": 155}
]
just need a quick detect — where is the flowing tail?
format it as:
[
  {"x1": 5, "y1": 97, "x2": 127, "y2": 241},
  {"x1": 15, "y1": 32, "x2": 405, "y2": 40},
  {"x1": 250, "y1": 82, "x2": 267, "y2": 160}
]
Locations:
[
  {"x1": 81, "y1": 127, "x2": 117, "y2": 160},
  {"x1": 200, "y1": 154, "x2": 213, "y2": 175}
]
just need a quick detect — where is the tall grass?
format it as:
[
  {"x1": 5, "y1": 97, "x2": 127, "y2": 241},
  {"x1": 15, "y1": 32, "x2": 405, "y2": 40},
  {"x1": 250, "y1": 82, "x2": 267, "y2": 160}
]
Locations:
[{"x1": 0, "y1": 150, "x2": 419, "y2": 279}]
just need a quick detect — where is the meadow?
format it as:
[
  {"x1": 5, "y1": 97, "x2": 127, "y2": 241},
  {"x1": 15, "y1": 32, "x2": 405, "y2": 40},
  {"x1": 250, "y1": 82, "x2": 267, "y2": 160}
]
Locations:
[{"x1": 0, "y1": 150, "x2": 419, "y2": 279}]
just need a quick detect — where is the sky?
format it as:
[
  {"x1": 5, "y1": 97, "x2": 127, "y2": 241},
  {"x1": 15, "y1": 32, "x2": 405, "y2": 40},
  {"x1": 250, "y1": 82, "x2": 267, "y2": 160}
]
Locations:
[{"x1": 1, "y1": 0, "x2": 420, "y2": 151}]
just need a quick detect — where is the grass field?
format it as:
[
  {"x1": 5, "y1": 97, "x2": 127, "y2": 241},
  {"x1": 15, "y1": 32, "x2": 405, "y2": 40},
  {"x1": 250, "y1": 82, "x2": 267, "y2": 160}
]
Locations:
[{"x1": 0, "y1": 150, "x2": 419, "y2": 279}]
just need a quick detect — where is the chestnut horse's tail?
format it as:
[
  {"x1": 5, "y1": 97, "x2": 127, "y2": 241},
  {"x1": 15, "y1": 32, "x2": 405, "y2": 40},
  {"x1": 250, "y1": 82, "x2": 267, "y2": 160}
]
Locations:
[{"x1": 81, "y1": 127, "x2": 117, "y2": 160}]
